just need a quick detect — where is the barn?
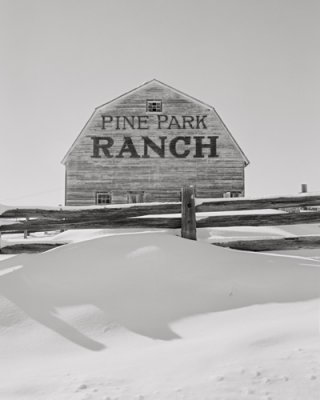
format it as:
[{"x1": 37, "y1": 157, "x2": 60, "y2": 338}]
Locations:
[{"x1": 62, "y1": 79, "x2": 249, "y2": 205}]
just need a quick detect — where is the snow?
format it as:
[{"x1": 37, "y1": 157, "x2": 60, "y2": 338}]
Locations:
[
  {"x1": 3, "y1": 222, "x2": 320, "y2": 249},
  {"x1": 0, "y1": 231, "x2": 319, "y2": 399},
  {"x1": 0, "y1": 204, "x2": 11, "y2": 214}
]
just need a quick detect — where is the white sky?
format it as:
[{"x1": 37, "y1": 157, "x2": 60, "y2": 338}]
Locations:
[{"x1": 0, "y1": 0, "x2": 319, "y2": 206}]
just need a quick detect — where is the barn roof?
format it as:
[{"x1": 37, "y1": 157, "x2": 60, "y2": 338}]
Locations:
[{"x1": 62, "y1": 79, "x2": 249, "y2": 165}]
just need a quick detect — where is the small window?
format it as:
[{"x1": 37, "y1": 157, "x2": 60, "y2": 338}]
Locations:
[
  {"x1": 127, "y1": 191, "x2": 144, "y2": 203},
  {"x1": 230, "y1": 191, "x2": 243, "y2": 198},
  {"x1": 96, "y1": 192, "x2": 111, "y2": 205},
  {"x1": 146, "y1": 100, "x2": 162, "y2": 113},
  {"x1": 224, "y1": 191, "x2": 243, "y2": 198}
]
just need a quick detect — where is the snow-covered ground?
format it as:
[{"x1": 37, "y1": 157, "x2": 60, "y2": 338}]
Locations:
[{"x1": 0, "y1": 227, "x2": 320, "y2": 399}]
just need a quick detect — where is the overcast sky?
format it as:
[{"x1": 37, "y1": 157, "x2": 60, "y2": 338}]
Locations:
[{"x1": 1, "y1": 0, "x2": 319, "y2": 206}]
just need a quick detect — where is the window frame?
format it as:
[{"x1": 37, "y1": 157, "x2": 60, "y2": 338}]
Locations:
[
  {"x1": 96, "y1": 192, "x2": 112, "y2": 205},
  {"x1": 146, "y1": 99, "x2": 162, "y2": 113},
  {"x1": 127, "y1": 191, "x2": 145, "y2": 203}
]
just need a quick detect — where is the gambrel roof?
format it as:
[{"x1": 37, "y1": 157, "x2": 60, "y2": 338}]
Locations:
[{"x1": 62, "y1": 79, "x2": 249, "y2": 165}]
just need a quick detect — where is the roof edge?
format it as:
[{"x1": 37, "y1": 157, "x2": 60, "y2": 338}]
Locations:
[
  {"x1": 94, "y1": 79, "x2": 214, "y2": 112},
  {"x1": 62, "y1": 79, "x2": 249, "y2": 166},
  {"x1": 214, "y1": 109, "x2": 250, "y2": 166},
  {"x1": 61, "y1": 109, "x2": 97, "y2": 165}
]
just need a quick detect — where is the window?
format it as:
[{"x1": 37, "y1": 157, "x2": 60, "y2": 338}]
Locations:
[
  {"x1": 127, "y1": 191, "x2": 144, "y2": 203},
  {"x1": 230, "y1": 191, "x2": 243, "y2": 198},
  {"x1": 224, "y1": 191, "x2": 243, "y2": 198},
  {"x1": 146, "y1": 100, "x2": 162, "y2": 112},
  {"x1": 96, "y1": 192, "x2": 111, "y2": 204}
]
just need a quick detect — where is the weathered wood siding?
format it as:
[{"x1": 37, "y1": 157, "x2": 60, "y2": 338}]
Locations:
[{"x1": 64, "y1": 81, "x2": 247, "y2": 205}]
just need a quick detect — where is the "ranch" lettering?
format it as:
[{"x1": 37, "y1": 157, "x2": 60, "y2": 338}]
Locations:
[{"x1": 91, "y1": 136, "x2": 218, "y2": 159}]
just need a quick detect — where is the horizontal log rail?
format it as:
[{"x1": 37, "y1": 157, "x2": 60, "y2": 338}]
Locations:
[
  {"x1": 214, "y1": 235, "x2": 320, "y2": 252},
  {"x1": 0, "y1": 203, "x2": 181, "y2": 220},
  {"x1": 1, "y1": 190, "x2": 320, "y2": 245},
  {"x1": 1, "y1": 193, "x2": 320, "y2": 220},
  {"x1": 196, "y1": 211, "x2": 320, "y2": 228},
  {"x1": 0, "y1": 242, "x2": 66, "y2": 254},
  {"x1": 1, "y1": 210, "x2": 320, "y2": 234},
  {"x1": 0, "y1": 216, "x2": 182, "y2": 233},
  {"x1": 196, "y1": 193, "x2": 320, "y2": 212}
]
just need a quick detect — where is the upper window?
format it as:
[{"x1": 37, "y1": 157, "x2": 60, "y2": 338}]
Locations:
[
  {"x1": 96, "y1": 192, "x2": 111, "y2": 205},
  {"x1": 146, "y1": 100, "x2": 162, "y2": 113}
]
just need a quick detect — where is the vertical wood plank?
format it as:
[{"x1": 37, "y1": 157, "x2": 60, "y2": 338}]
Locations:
[{"x1": 181, "y1": 185, "x2": 197, "y2": 240}]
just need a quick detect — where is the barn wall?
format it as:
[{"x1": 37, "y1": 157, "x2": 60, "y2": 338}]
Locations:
[{"x1": 64, "y1": 82, "x2": 246, "y2": 205}]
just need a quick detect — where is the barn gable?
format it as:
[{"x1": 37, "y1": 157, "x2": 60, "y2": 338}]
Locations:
[
  {"x1": 62, "y1": 79, "x2": 249, "y2": 205},
  {"x1": 62, "y1": 79, "x2": 249, "y2": 166}
]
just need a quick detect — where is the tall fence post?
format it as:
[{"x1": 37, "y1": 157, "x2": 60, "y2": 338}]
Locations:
[
  {"x1": 181, "y1": 185, "x2": 197, "y2": 240},
  {"x1": 301, "y1": 184, "x2": 308, "y2": 211},
  {"x1": 24, "y1": 217, "x2": 29, "y2": 239},
  {"x1": 301, "y1": 184, "x2": 308, "y2": 193}
]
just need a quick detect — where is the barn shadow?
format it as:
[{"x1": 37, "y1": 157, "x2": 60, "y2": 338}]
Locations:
[{"x1": 0, "y1": 265, "x2": 106, "y2": 351}]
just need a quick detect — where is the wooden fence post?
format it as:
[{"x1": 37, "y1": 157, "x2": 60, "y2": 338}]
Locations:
[
  {"x1": 181, "y1": 185, "x2": 197, "y2": 240},
  {"x1": 24, "y1": 217, "x2": 29, "y2": 239},
  {"x1": 301, "y1": 184, "x2": 308, "y2": 210}
]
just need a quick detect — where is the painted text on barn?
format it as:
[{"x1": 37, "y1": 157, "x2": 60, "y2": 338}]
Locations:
[
  {"x1": 101, "y1": 115, "x2": 208, "y2": 130},
  {"x1": 91, "y1": 136, "x2": 218, "y2": 159}
]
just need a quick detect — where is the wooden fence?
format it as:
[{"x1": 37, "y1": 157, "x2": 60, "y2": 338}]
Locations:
[{"x1": 1, "y1": 186, "x2": 320, "y2": 252}]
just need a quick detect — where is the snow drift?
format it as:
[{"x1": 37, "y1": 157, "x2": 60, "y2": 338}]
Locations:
[
  {"x1": 0, "y1": 232, "x2": 320, "y2": 400},
  {"x1": 0, "y1": 233, "x2": 319, "y2": 345}
]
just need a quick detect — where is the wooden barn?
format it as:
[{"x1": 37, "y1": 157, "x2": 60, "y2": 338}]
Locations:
[{"x1": 62, "y1": 80, "x2": 249, "y2": 205}]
